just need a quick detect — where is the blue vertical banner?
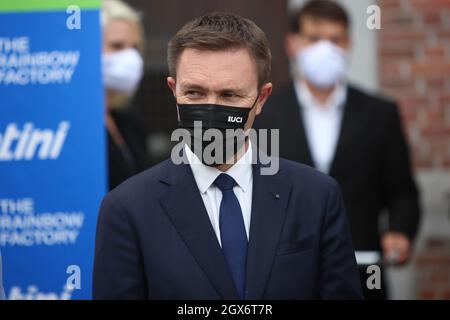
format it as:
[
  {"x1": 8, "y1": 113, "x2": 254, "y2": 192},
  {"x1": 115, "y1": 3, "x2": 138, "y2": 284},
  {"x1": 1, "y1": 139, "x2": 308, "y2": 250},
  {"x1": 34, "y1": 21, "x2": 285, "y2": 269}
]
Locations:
[{"x1": 0, "y1": 0, "x2": 105, "y2": 299}]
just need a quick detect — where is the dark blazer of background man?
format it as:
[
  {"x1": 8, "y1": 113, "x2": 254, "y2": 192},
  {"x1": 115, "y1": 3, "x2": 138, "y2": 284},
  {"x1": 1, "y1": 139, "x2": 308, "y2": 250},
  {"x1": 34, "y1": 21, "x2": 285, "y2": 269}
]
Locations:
[
  {"x1": 93, "y1": 12, "x2": 363, "y2": 300},
  {"x1": 255, "y1": 1, "x2": 421, "y2": 299}
]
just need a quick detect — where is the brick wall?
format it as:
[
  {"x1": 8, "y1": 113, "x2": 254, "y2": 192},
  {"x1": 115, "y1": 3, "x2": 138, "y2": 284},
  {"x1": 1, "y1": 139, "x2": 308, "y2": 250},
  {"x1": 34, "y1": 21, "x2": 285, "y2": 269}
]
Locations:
[
  {"x1": 415, "y1": 237, "x2": 450, "y2": 299},
  {"x1": 379, "y1": 0, "x2": 450, "y2": 300},
  {"x1": 379, "y1": 0, "x2": 450, "y2": 168}
]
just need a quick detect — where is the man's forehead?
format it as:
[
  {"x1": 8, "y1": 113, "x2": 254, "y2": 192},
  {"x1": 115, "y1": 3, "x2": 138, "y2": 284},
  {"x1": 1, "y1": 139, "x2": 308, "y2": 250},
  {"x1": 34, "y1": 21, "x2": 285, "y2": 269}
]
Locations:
[
  {"x1": 176, "y1": 48, "x2": 258, "y2": 90},
  {"x1": 300, "y1": 16, "x2": 347, "y2": 34}
]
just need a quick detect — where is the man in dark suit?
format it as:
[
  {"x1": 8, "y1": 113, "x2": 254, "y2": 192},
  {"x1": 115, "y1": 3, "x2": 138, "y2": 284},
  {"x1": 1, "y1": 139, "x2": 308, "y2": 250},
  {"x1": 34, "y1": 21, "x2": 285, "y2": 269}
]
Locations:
[
  {"x1": 93, "y1": 12, "x2": 363, "y2": 300},
  {"x1": 255, "y1": 1, "x2": 421, "y2": 299}
]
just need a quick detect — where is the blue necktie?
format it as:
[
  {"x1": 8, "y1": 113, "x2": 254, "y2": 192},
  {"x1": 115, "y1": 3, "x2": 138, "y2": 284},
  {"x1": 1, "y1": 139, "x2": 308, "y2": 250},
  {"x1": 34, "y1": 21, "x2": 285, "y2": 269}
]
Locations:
[{"x1": 214, "y1": 173, "x2": 248, "y2": 299}]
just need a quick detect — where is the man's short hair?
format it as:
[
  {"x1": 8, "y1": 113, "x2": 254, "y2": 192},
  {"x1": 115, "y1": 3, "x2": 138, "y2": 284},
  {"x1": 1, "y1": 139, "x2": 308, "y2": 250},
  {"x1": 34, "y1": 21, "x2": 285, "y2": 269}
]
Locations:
[
  {"x1": 167, "y1": 12, "x2": 272, "y2": 89},
  {"x1": 289, "y1": 0, "x2": 350, "y2": 34}
]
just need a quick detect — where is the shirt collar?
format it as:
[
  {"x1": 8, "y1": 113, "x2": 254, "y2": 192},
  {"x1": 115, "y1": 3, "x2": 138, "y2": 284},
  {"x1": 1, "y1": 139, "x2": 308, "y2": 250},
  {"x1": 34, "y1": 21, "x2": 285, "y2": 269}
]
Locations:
[
  {"x1": 295, "y1": 80, "x2": 347, "y2": 112},
  {"x1": 185, "y1": 142, "x2": 253, "y2": 194}
]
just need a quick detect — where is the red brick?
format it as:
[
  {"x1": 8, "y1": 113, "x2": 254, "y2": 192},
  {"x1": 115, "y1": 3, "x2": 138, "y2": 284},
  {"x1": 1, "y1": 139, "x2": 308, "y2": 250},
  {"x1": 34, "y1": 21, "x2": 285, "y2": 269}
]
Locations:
[
  {"x1": 380, "y1": 88, "x2": 421, "y2": 102},
  {"x1": 426, "y1": 107, "x2": 445, "y2": 121},
  {"x1": 381, "y1": 10, "x2": 416, "y2": 27},
  {"x1": 431, "y1": 272, "x2": 450, "y2": 284},
  {"x1": 398, "y1": 104, "x2": 419, "y2": 121},
  {"x1": 380, "y1": 80, "x2": 413, "y2": 89},
  {"x1": 410, "y1": 61, "x2": 450, "y2": 76},
  {"x1": 410, "y1": 0, "x2": 450, "y2": 10},
  {"x1": 398, "y1": 95, "x2": 428, "y2": 109},
  {"x1": 379, "y1": 0, "x2": 403, "y2": 10},
  {"x1": 380, "y1": 42, "x2": 416, "y2": 59},
  {"x1": 426, "y1": 75, "x2": 447, "y2": 90},
  {"x1": 422, "y1": 46, "x2": 448, "y2": 61},
  {"x1": 422, "y1": 125, "x2": 450, "y2": 136},
  {"x1": 439, "y1": 94, "x2": 450, "y2": 106},
  {"x1": 438, "y1": 30, "x2": 450, "y2": 35},
  {"x1": 414, "y1": 157, "x2": 434, "y2": 168},
  {"x1": 443, "y1": 291, "x2": 450, "y2": 299},
  {"x1": 421, "y1": 9, "x2": 444, "y2": 27},
  {"x1": 379, "y1": 61, "x2": 408, "y2": 78},
  {"x1": 420, "y1": 290, "x2": 436, "y2": 300},
  {"x1": 379, "y1": 30, "x2": 427, "y2": 42}
]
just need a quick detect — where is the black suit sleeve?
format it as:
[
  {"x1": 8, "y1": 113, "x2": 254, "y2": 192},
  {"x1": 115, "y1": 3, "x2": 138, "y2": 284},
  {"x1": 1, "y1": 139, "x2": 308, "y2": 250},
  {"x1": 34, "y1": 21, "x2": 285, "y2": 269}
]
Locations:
[
  {"x1": 93, "y1": 193, "x2": 147, "y2": 299},
  {"x1": 382, "y1": 104, "x2": 421, "y2": 241},
  {"x1": 319, "y1": 179, "x2": 364, "y2": 299}
]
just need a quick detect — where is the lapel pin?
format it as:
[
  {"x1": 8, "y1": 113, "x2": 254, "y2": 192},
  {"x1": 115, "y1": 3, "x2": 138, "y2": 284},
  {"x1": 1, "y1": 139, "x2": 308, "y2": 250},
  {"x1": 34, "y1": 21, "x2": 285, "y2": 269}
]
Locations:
[{"x1": 272, "y1": 192, "x2": 280, "y2": 199}]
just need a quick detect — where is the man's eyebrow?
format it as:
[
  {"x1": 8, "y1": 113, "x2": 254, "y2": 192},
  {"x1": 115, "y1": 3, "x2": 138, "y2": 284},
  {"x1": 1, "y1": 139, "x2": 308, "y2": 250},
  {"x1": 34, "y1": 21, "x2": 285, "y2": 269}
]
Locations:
[
  {"x1": 217, "y1": 87, "x2": 247, "y2": 95},
  {"x1": 180, "y1": 83, "x2": 247, "y2": 95},
  {"x1": 180, "y1": 83, "x2": 207, "y2": 91}
]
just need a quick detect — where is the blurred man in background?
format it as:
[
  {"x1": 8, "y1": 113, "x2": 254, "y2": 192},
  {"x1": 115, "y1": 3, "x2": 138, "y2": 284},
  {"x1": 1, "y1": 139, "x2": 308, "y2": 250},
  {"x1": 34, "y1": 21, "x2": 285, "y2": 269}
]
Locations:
[
  {"x1": 102, "y1": 0, "x2": 150, "y2": 190},
  {"x1": 255, "y1": 0, "x2": 421, "y2": 299}
]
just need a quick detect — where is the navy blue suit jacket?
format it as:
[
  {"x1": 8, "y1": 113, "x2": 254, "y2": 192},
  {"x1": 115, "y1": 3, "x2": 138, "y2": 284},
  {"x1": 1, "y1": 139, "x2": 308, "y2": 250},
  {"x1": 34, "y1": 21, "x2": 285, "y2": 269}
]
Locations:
[{"x1": 93, "y1": 156, "x2": 363, "y2": 299}]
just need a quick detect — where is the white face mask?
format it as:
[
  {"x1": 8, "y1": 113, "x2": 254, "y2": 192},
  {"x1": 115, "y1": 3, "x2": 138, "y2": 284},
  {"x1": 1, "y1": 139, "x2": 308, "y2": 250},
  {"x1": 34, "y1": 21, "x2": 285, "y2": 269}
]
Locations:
[
  {"x1": 296, "y1": 40, "x2": 348, "y2": 89},
  {"x1": 102, "y1": 48, "x2": 144, "y2": 95}
]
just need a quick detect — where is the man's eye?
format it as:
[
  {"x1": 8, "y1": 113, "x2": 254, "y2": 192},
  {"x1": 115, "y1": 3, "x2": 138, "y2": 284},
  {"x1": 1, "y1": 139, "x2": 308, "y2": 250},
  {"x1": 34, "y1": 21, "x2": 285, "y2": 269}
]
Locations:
[
  {"x1": 110, "y1": 42, "x2": 125, "y2": 51},
  {"x1": 186, "y1": 91, "x2": 201, "y2": 97},
  {"x1": 222, "y1": 92, "x2": 238, "y2": 99},
  {"x1": 307, "y1": 36, "x2": 320, "y2": 43}
]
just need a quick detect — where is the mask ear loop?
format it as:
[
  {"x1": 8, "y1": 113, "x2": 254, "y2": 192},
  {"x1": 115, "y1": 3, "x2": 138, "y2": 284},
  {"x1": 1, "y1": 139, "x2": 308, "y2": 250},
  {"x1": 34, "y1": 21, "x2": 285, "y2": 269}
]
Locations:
[
  {"x1": 249, "y1": 94, "x2": 259, "y2": 110},
  {"x1": 174, "y1": 95, "x2": 183, "y2": 126},
  {"x1": 243, "y1": 94, "x2": 260, "y2": 140}
]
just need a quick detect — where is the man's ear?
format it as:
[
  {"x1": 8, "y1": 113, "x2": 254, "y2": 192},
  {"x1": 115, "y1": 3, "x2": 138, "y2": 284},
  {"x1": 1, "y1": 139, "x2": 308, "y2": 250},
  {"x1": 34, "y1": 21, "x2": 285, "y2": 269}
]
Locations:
[
  {"x1": 167, "y1": 76, "x2": 180, "y2": 121},
  {"x1": 255, "y1": 82, "x2": 273, "y2": 116},
  {"x1": 342, "y1": 35, "x2": 352, "y2": 52},
  {"x1": 285, "y1": 33, "x2": 301, "y2": 59},
  {"x1": 167, "y1": 76, "x2": 177, "y2": 96}
]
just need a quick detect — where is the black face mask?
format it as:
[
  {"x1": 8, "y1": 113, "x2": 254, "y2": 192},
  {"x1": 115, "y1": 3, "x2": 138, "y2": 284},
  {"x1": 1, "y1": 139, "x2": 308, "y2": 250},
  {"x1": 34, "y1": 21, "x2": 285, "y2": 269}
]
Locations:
[{"x1": 177, "y1": 97, "x2": 258, "y2": 166}]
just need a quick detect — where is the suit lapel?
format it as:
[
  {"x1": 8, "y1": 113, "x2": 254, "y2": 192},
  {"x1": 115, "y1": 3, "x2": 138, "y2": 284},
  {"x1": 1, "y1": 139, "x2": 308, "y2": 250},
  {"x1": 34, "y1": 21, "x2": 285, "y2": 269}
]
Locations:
[
  {"x1": 159, "y1": 162, "x2": 239, "y2": 299},
  {"x1": 284, "y1": 84, "x2": 314, "y2": 167},
  {"x1": 245, "y1": 162, "x2": 292, "y2": 299},
  {"x1": 329, "y1": 87, "x2": 362, "y2": 176}
]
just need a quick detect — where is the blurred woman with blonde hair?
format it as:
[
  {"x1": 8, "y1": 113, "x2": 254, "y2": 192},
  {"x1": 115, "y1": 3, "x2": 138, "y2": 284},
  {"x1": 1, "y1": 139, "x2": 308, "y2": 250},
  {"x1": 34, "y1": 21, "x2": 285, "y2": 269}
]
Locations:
[{"x1": 101, "y1": 0, "x2": 150, "y2": 190}]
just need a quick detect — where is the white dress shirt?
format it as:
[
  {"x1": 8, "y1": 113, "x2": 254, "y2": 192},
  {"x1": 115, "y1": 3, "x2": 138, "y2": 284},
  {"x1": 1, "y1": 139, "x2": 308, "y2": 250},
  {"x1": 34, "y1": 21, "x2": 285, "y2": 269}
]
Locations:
[
  {"x1": 185, "y1": 144, "x2": 253, "y2": 247},
  {"x1": 294, "y1": 80, "x2": 347, "y2": 174}
]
